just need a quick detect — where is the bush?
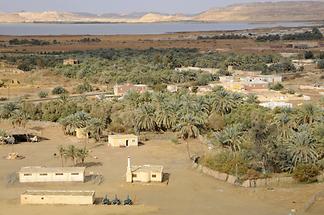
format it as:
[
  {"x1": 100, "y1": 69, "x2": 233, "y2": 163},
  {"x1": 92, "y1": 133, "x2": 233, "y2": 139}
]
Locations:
[
  {"x1": 304, "y1": 51, "x2": 314, "y2": 59},
  {"x1": 38, "y1": 91, "x2": 48, "y2": 98},
  {"x1": 202, "y1": 152, "x2": 248, "y2": 176},
  {"x1": 318, "y1": 60, "x2": 324, "y2": 69},
  {"x1": 293, "y1": 164, "x2": 320, "y2": 183},
  {"x1": 52, "y1": 86, "x2": 68, "y2": 95},
  {"x1": 76, "y1": 82, "x2": 93, "y2": 94},
  {"x1": 269, "y1": 83, "x2": 284, "y2": 91}
]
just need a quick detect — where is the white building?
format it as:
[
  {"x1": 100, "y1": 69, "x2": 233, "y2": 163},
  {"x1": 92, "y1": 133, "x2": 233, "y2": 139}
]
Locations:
[
  {"x1": 126, "y1": 157, "x2": 163, "y2": 183},
  {"x1": 21, "y1": 190, "x2": 95, "y2": 205},
  {"x1": 108, "y1": 134, "x2": 138, "y2": 147},
  {"x1": 167, "y1": 85, "x2": 178, "y2": 93},
  {"x1": 260, "y1": 101, "x2": 293, "y2": 109},
  {"x1": 19, "y1": 167, "x2": 85, "y2": 183}
]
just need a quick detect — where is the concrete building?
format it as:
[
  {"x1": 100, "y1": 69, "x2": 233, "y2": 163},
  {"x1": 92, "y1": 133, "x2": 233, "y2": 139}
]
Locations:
[
  {"x1": 240, "y1": 75, "x2": 282, "y2": 84},
  {"x1": 21, "y1": 190, "x2": 95, "y2": 205},
  {"x1": 63, "y1": 58, "x2": 79, "y2": 65},
  {"x1": 219, "y1": 76, "x2": 235, "y2": 83},
  {"x1": 126, "y1": 157, "x2": 163, "y2": 183},
  {"x1": 260, "y1": 101, "x2": 293, "y2": 109},
  {"x1": 19, "y1": 166, "x2": 85, "y2": 183},
  {"x1": 108, "y1": 134, "x2": 138, "y2": 147},
  {"x1": 113, "y1": 83, "x2": 148, "y2": 96},
  {"x1": 75, "y1": 128, "x2": 88, "y2": 139}
]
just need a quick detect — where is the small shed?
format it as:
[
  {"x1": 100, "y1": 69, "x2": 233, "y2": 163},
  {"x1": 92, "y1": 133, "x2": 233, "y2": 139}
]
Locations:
[
  {"x1": 126, "y1": 157, "x2": 163, "y2": 183},
  {"x1": 108, "y1": 134, "x2": 138, "y2": 147},
  {"x1": 19, "y1": 166, "x2": 85, "y2": 183},
  {"x1": 21, "y1": 190, "x2": 95, "y2": 205}
]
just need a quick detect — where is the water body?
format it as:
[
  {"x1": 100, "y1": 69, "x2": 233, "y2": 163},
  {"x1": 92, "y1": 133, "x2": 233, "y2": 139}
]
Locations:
[{"x1": 0, "y1": 22, "x2": 314, "y2": 36}]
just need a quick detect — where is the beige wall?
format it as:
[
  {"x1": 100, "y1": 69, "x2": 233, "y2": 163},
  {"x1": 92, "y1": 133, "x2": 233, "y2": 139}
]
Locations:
[
  {"x1": 19, "y1": 171, "x2": 84, "y2": 183},
  {"x1": 127, "y1": 170, "x2": 162, "y2": 183},
  {"x1": 21, "y1": 194, "x2": 94, "y2": 205},
  {"x1": 108, "y1": 136, "x2": 138, "y2": 147}
]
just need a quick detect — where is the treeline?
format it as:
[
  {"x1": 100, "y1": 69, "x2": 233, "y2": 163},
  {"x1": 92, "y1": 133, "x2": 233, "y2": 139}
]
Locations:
[
  {"x1": 9, "y1": 38, "x2": 51, "y2": 46},
  {"x1": 256, "y1": 28, "x2": 323, "y2": 42},
  {"x1": 197, "y1": 34, "x2": 248, "y2": 40}
]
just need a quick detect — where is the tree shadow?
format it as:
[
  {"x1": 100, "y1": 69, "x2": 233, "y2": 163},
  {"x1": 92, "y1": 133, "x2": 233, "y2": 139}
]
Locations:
[{"x1": 76, "y1": 162, "x2": 103, "y2": 168}]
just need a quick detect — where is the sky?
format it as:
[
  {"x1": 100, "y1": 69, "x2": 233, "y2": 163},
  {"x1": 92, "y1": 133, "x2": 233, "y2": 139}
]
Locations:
[{"x1": 0, "y1": 0, "x2": 320, "y2": 14}]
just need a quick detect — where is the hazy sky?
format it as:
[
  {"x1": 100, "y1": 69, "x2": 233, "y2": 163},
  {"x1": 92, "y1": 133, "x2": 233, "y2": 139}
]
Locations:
[{"x1": 0, "y1": 0, "x2": 319, "y2": 14}]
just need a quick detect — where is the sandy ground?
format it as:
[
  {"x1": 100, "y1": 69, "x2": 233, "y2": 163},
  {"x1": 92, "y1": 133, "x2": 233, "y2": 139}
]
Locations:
[{"x1": 0, "y1": 120, "x2": 324, "y2": 215}]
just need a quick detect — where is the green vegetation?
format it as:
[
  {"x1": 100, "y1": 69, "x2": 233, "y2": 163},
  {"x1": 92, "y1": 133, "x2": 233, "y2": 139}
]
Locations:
[
  {"x1": 52, "y1": 86, "x2": 68, "y2": 95},
  {"x1": 0, "y1": 86, "x2": 323, "y2": 180},
  {"x1": 38, "y1": 91, "x2": 48, "y2": 98},
  {"x1": 256, "y1": 28, "x2": 323, "y2": 42},
  {"x1": 197, "y1": 34, "x2": 248, "y2": 40},
  {"x1": 57, "y1": 145, "x2": 89, "y2": 166},
  {"x1": 9, "y1": 38, "x2": 51, "y2": 46}
]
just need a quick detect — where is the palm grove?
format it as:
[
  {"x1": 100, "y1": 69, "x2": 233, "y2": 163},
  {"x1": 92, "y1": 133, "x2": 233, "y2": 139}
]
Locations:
[{"x1": 0, "y1": 48, "x2": 324, "y2": 182}]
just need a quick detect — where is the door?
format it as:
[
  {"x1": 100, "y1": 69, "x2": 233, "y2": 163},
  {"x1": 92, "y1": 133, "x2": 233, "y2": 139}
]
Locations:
[{"x1": 126, "y1": 140, "x2": 129, "y2": 147}]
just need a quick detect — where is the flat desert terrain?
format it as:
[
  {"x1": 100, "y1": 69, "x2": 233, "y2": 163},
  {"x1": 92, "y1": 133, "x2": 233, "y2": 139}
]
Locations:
[{"x1": 0, "y1": 120, "x2": 324, "y2": 215}]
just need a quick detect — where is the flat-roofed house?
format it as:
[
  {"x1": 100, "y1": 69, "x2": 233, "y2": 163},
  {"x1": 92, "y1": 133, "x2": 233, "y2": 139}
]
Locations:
[
  {"x1": 126, "y1": 157, "x2": 163, "y2": 183},
  {"x1": 113, "y1": 83, "x2": 148, "y2": 96},
  {"x1": 21, "y1": 190, "x2": 95, "y2": 205},
  {"x1": 19, "y1": 167, "x2": 85, "y2": 183},
  {"x1": 108, "y1": 134, "x2": 138, "y2": 147},
  {"x1": 63, "y1": 58, "x2": 79, "y2": 65}
]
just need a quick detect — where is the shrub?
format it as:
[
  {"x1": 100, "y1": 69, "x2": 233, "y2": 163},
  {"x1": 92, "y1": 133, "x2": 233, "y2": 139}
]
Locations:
[
  {"x1": 76, "y1": 82, "x2": 93, "y2": 94},
  {"x1": 202, "y1": 152, "x2": 248, "y2": 176},
  {"x1": 38, "y1": 91, "x2": 48, "y2": 98},
  {"x1": 269, "y1": 83, "x2": 284, "y2": 91},
  {"x1": 52, "y1": 86, "x2": 68, "y2": 95},
  {"x1": 293, "y1": 164, "x2": 320, "y2": 183},
  {"x1": 318, "y1": 60, "x2": 324, "y2": 69},
  {"x1": 304, "y1": 51, "x2": 314, "y2": 59}
]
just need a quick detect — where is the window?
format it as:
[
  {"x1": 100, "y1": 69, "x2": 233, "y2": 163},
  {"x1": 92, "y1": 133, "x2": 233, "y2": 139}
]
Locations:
[
  {"x1": 152, "y1": 174, "x2": 156, "y2": 178},
  {"x1": 55, "y1": 173, "x2": 63, "y2": 176},
  {"x1": 23, "y1": 173, "x2": 32, "y2": 176},
  {"x1": 132, "y1": 139, "x2": 135, "y2": 142},
  {"x1": 40, "y1": 173, "x2": 47, "y2": 176},
  {"x1": 71, "y1": 173, "x2": 79, "y2": 176},
  {"x1": 132, "y1": 174, "x2": 137, "y2": 178}
]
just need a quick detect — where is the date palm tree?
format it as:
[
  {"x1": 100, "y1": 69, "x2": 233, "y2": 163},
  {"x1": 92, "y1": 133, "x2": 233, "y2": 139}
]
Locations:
[
  {"x1": 135, "y1": 103, "x2": 156, "y2": 131},
  {"x1": 76, "y1": 147, "x2": 89, "y2": 165},
  {"x1": 287, "y1": 128, "x2": 319, "y2": 168},
  {"x1": 57, "y1": 145, "x2": 66, "y2": 167},
  {"x1": 215, "y1": 124, "x2": 244, "y2": 152},
  {"x1": 65, "y1": 145, "x2": 77, "y2": 166}
]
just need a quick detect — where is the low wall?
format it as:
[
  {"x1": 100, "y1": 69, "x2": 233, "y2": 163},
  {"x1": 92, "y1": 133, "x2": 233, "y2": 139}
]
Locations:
[{"x1": 193, "y1": 164, "x2": 296, "y2": 188}]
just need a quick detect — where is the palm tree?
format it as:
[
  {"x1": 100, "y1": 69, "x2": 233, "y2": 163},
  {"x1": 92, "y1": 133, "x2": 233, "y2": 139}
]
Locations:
[
  {"x1": 65, "y1": 145, "x2": 77, "y2": 166},
  {"x1": 215, "y1": 124, "x2": 244, "y2": 152},
  {"x1": 294, "y1": 104, "x2": 320, "y2": 125},
  {"x1": 155, "y1": 106, "x2": 177, "y2": 130},
  {"x1": 274, "y1": 112, "x2": 292, "y2": 140},
  {"x1": 135, "y1": 103, "x2": 156, "y2": 131},
  {"x1": 57, "y1": 145, "x2": 66, "y2": 167},
  {"x1": 178, "y1": 114, "x2": 204, "y2": 159},
  {"x1": 86, "y1": 118, "x2": 104, "y2": 142},
  {"x1": 287, "y1": 128, "x2": 319, "y2": 168},
  {"x1": 210, "y1": 89, "x2": 237, "y2": 115},
  {"x1": 76, "y1": 147, "x2": 89, "y2": 165}
]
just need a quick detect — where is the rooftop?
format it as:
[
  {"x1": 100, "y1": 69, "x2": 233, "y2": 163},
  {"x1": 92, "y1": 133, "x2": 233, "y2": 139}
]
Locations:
[
  {"x1": 109, "y1": 134, "x2": 138, "y2": 139},
  {"x1": 19, "y1": 166, "x2": 86, "y2": 174},
  {"x1": 131, "y1": 165, "x2": 163, "y2": 173},
  {"x1": 22, "y1": 190, "x2": 94, "y2": 196}
]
